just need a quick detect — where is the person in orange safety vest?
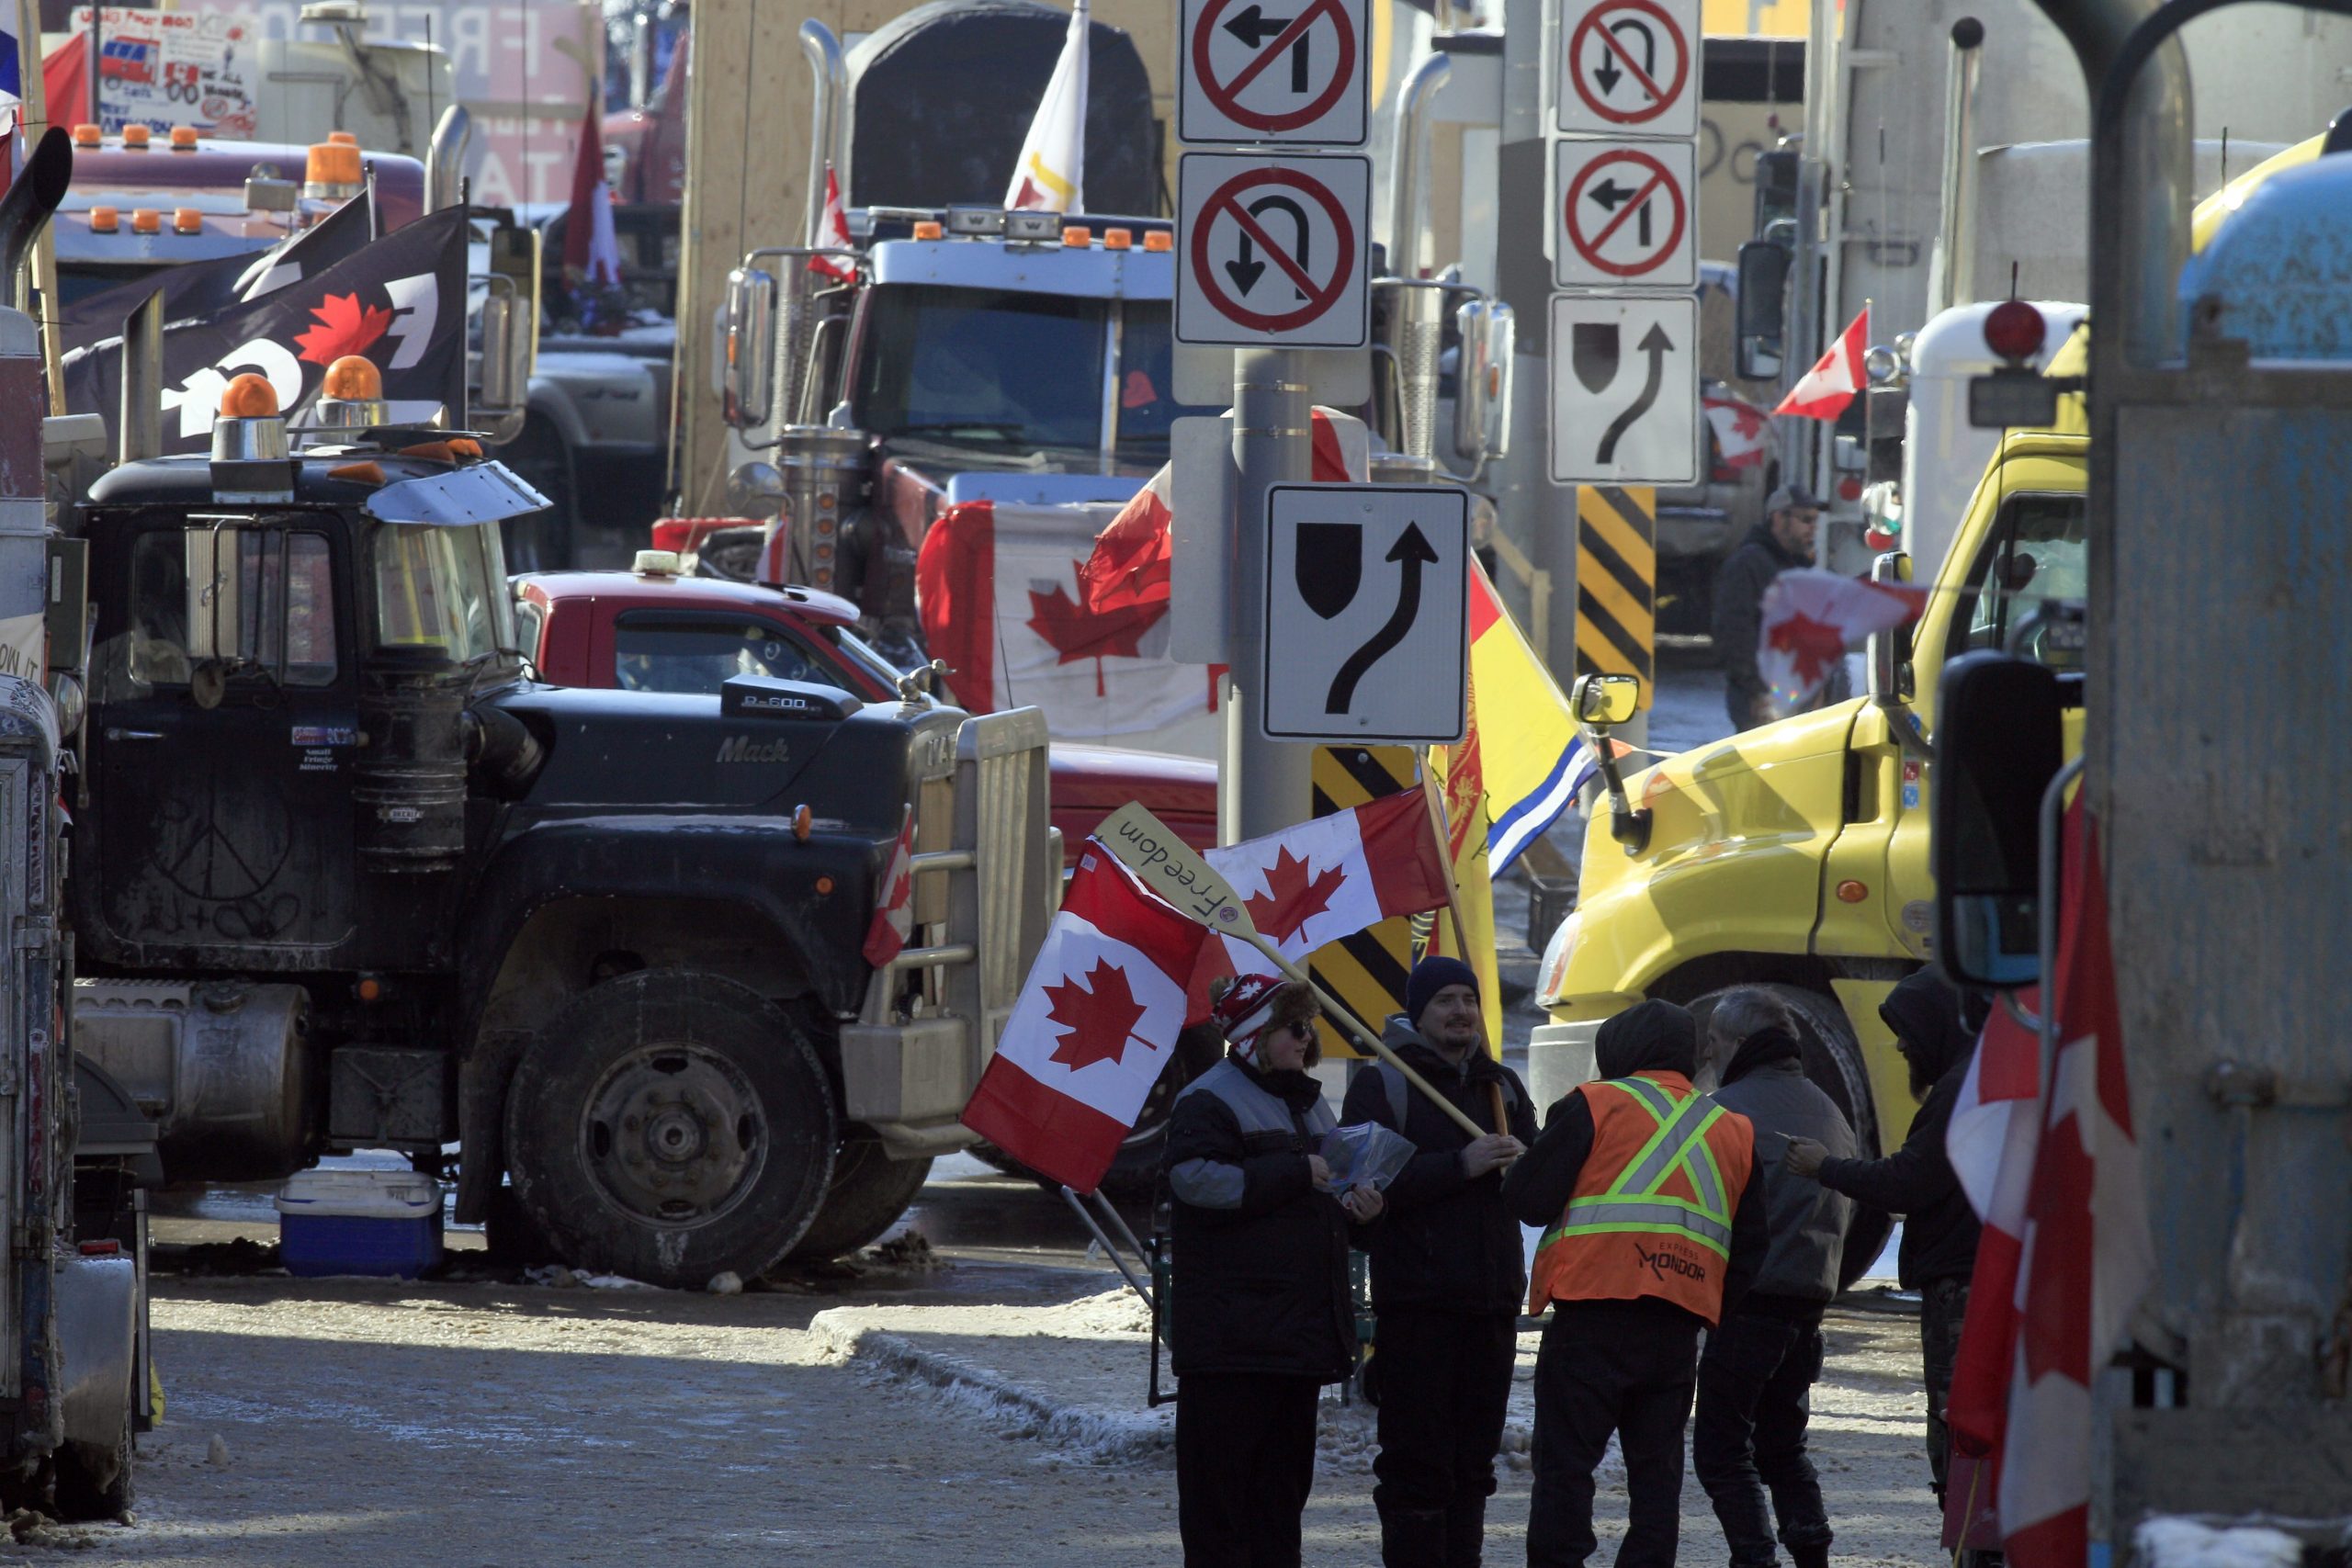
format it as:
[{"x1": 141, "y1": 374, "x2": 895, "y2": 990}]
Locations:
[{"x1": 1503, "y1": 999, "x2": 1769, "y2": 1568}]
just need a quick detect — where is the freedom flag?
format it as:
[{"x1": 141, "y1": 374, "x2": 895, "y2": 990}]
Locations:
[
  {"x1": 62, "y1": 205, "x2": 469, "y2": 453},
  {"x1": 1004, "y1": 0, "x2": 1089, "y2": 214},
  {"x1": 1188, "y1": 790, "x2": 1454, "y2": 1014},
  {"x1": 1773, "y1": 306, "x2": 1870, "y2": 421},
  {"x1": 809, "y1": 164, "x2": 855, "y2": 282},
  {"x1": 1756, "y1": 568, "x2": 1928, "y2": 710},
  {"x1": 62, "y1": 194, "x2": 374, "y2": 355},
  {"x1": 861, "y1": 807, "x2": 916, "y2": 968},
  {"x1": 961, "y1": 840, "x2": 1208, "y2": 1193},
  {"x1": 1943, "y1": 802, "x2": 2153, "y2": 1568}
]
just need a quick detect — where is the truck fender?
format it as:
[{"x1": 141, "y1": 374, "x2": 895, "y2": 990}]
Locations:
[
  {"x1": 525, "y1": 376, "x2": 595, "y2": 453},
  {"x1": 449, "y1": 818, "x2": 881, "y2": 1223}
]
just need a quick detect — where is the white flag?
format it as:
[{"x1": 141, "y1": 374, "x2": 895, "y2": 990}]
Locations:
[{"x1": 1004, "y1": 0, "x2": 1089, "y2": 215}]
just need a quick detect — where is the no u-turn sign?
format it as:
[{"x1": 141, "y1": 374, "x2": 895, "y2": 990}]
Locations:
[{"x1": 1176, "y1": 153, "x2": 1372, "y2": 347}]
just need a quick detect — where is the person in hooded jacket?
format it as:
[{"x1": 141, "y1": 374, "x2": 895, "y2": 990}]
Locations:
[
  {"x1": 1503, "y1": 999, "x2": 1770, "y2": 1568},
  {"x1": 1339, "y1": 956, "x2": 1536, "y2": 1568},
  {"x1": 1689, "y1": 988, "x2": 1857, "y2": 1568},
  {"x1": 1163, "y1": 974, "x2": 1385, "y2": 1568},
  {"x1": 1785, "y1": 968, "x2": 1985, "y2": 1506}
]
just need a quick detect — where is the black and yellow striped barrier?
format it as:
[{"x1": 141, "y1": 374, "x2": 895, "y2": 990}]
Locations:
[
  {"x1": 1575, "y1": 484, "x2": 1656, "y2": 709},
  {"x1": 1309, "y1": 744, "x2": 1417, "y2": 1060}
]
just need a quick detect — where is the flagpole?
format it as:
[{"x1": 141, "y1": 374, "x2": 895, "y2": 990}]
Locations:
[{"x1": 17, "y1": 0, "x2": 63, "y2": 411}]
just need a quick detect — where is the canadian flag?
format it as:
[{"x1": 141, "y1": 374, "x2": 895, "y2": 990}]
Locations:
[
  {"x1": 564, "y1": 89, "x2": 622, "y2": 287},
  {"x1": 918, "y1": 410, "x2": 1367, "y2": 758},
  {"x1": 1756, "y1": 568, "x2": 1927, "y2": 710},
  {"x1": 1080, "y1": 408, "x2": 1366, "y2": 616},
  {"x1": 1703, "y1": 392, "x2": 1771, "y2": 469},
  {"x1": 1773, "y1": 306, "x2": 1870, "y2": 421},
  {"x1": 961, "y1": 840, "x2": 1208, "y2": 1192},
  {"x1": 809, "y1": 164, "x2": 855, "y2": 283},
  {"x1": 1189, "y1": 790, "x2": 1454, "y2": 1012},
  {"x1": 1944, "y1": 802, "x2": 2154, "y2": 1568},
  {"x1": 861, "y1": 807, "x2": 916, "y2": 968},
  {"x1": 1004, "y1": 0, "x2": 1090, "y2": 214}
]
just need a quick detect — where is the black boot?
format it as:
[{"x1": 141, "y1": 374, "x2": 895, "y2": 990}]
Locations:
[
  {"x1": 1789, "y1": 1541, "x2": 1831, "y2": 1568},
  {"x1": 1442, "y1": 1497, "x2": 1488, "y2": 1568},
  {"x1": 1380, "y1": 1506, "x2": 1449, "y2": 1568}
]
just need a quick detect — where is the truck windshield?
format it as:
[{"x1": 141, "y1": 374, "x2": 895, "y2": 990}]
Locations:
[
  {"x1": 855, "y1": 284, "x2": 1107, "y2": 452},
  {"x1": 1113, "y1": 304, "x2": 1216, "y2": 456},
  {"x1": 372, "y1": 524, "x2": 517, "y2": 666}
]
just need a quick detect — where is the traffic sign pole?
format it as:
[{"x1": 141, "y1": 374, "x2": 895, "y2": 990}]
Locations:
[{"x1": 1228, "y1": 346, "x2": 1315, "y2": 842}]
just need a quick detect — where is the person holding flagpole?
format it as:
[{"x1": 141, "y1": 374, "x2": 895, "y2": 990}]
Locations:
[{"x1": 1164, "y1": 974, "x2": 1383, "y2": 1568}]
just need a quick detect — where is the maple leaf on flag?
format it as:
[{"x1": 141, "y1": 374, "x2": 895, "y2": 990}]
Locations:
[
  {"x1": 1245, "y1": 847, "x2": 1349, "y2": 946},
  {"x1": 295, "y1": 292, "x2": 393, "y2": 367},
  {"x1": 1026, "y1": 567, "x2": 1167, "y2": 697},
  {"x1": 1764, "y1": 607, "x2": 1849, "y2": 691},
  {"x1": 1044, "y1": 958, "x2": 1153, "y2": 1072}
]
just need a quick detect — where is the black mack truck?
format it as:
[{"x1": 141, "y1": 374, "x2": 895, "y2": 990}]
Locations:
[{"x1": 56, "y1": 361, "x2": 1054, "y2": 1289}]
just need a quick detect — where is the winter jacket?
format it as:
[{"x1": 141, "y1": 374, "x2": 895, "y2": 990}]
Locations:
[
  {"x1": 1712, "y1": 1027, "x2": 1857, "y2": 1309},
  {"x1": 1814, "y1": 970, "x2": 1984, "y2": 1288},
  {"x1": 1338, "y1": 1019, "x2": 1539, "y2": 1316},
  {"x1": 1163, "y1": 1055, "x2": 1356, "y2": 1382},
  {"x1": 1712, "y1": 522, "x2": 1811, "y2": 714},
  {"x1": 1502, "y1": 999, "x2": 1770, "y2": 1327}
]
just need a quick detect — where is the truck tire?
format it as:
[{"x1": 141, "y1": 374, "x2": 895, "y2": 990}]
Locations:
[
  {"x1": 52, "y1": 1401, "x2": 133, "y2": 1522},
  {"x1": 785, "y1": 1144, "x2": 932, "y2": 1260},
  {"x1": 1690, "y1": 982, "x2": 1894, "y2": 1294},
  {"x1": 503, "y1": 970, "x2": 837, "y2": 1289}
]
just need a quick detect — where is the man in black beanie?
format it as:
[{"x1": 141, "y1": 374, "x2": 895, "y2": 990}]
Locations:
[{"x1": 1340, "y1": 955, "x2": 1534, "y2": 1568}]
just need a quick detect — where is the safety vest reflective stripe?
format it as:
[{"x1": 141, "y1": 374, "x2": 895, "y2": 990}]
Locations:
[{"x1": 1544, "y1": 1080, "x2": 1735, "y2": 1258}]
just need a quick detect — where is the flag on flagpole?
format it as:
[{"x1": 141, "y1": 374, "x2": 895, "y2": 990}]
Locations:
[
  {"x1": 1464, "y1": 564, "x2": 1595, "y2": 876},
  {"x1": 1773, "y1": 306, "x2": 1870, "y2": 421},
  {"x1": 1185, "y1": 789, "x2": 1455, "y2": 1016},
  {"x1": 1943, "y1": 801, "x2": 2154, "y2": 1568},
  {"x1": 1004, "y1": 0, "x2": 1090, "y2": 214},
  {"x1": 564, "y1": 89, "x2": 621, "y2": 287},
  {"x1": 1427, "y1": 736, "x2": 1504, "y2": 1052},
  {"x1": 861, "y1": 807, "x2": 917, "y2": 968},
  {"x1": 809, "y1": 164, "x2": 855, "y2": 282},
  {"x1": 961, "y1": 840, "x2": 1208, "y2": 1193}
]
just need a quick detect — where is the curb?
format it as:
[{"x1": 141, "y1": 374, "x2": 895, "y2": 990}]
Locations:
[{"x1": 808, "y1": 1310, "x2": 1175, "y2": 1465}]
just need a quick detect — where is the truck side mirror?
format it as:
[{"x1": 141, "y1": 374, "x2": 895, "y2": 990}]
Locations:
[
  {"x1": 1866, "y1": 550, "x2": 1915, "y2": 700},
  {"x1": 1568, "y1": 673, "x2": 1650, "y2": 854},
  {"x1": 1736, "y1": 240, "x2": 1788, "y2": 381},
  {"x1": 1931, "y1": 651, "x2": 2062, "y2": 987},
  {"x1": 1452, "y1": 298, "x2": 1515, "y2": 463},
  {"x1": 471, "y1": 219, "x2": 538, "y2": 445},
  {"x1": 724, "y1": 266, "x2": 778, "y2": 430}
]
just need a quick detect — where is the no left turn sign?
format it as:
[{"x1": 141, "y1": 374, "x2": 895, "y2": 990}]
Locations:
[
  {"x1": 1181, "y1": 0, "x2": 1368, "y2": 146},
  {"x1": 1555, "y1": 0, "x2": 1699, "y2": 137},
  {"x1": 1551, "y1": 139, "x2": 1696, "y2": 288},
  {"x1": 1177, "y1": 153, "x2": 1371, "y2": 348}
]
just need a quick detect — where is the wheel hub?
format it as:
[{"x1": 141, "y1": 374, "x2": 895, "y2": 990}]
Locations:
[{"x1": 582, "y1": 1045, "x2": 768, "y2": 1226}]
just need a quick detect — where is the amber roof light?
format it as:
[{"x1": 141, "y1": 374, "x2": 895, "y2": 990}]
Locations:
[
  {"x1": 305, "y1": 141, "x2": 364, "y2": 189},
  {"x1": 321, "y1": 355, "x2": 383, "y2": 400},
  {"x1": 72, "y1": 124, "x2": 101, "y2": 148},
  {"x1": 169, "y1": 127, "x2": 199, "y2": 151},
  {"x1": 87, "y1": 207, "x2": 119, "y2": 233},
  {"x1": 121, "y1": 125, "x2": 151, "y2": 150},
  {"x1": 130, "y1": 209, "x2": 162, "y2": 235},
  {"x1": 1142, "y1": 231, "x2": 1174, "y2": 253},
  {"x1": 173, "y1": 208, "x2": 203, "y2": 235},
  {"x1": 219, "y1": 374, "x2": 280, "y2": 418}
]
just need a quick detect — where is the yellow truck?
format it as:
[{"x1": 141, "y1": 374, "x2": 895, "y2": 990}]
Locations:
[{"x1": 1532, "y1": 135, "x2": 2325, "y2": 1222}]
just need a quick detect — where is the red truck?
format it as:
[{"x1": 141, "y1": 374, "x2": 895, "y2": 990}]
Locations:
[{"x1": 513, "y1": 558, "x2": 1220, "y2": 864}]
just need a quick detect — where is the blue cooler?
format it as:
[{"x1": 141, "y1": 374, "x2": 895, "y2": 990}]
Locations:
[{"x1": 276, "y1": 1169, "x2": 444, "y2": 1278}]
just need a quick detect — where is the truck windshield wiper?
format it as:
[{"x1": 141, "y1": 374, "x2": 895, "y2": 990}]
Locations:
[{"x1": 885, "y1": 422, "x2": 1034, "y2": 442}]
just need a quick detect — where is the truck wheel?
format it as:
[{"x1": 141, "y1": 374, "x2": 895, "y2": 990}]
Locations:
[
  {"x1": 1690, "y1": 982, "x2": 1893, "y2": 1293},
  {"x1": 785, "y1": 1144, "x2": 932, "y2": 1260},
  {"x1": 503, "y1": 970, "x2": 837, "y2": 1289}
]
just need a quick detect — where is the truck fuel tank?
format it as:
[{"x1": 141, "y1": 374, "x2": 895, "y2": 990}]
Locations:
[{"x1": 72, "y1": 981, "x2": 314, "y2": 1183}]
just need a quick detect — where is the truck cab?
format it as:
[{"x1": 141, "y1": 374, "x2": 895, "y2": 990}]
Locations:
[
  {"x1": 1534, "y1": 145, "x2": 2316, "y2": 1201},
  {"x1": 62, "y1": 367, "x2": 1057, "y2": 1285}
]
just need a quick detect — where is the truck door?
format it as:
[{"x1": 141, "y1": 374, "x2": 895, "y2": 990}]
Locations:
[{"x1": 83, "y1": 513, "x2": 359, "y2": 961}]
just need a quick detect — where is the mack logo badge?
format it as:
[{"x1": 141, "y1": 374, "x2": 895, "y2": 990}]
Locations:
[{"x1": 717, "y1": 736, "x2": 791, "y2": 764}]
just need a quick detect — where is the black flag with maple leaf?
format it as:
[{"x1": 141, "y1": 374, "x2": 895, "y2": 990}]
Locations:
[{"x1": 62, "y1": 206, "x2": 470, "y2": 454}]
